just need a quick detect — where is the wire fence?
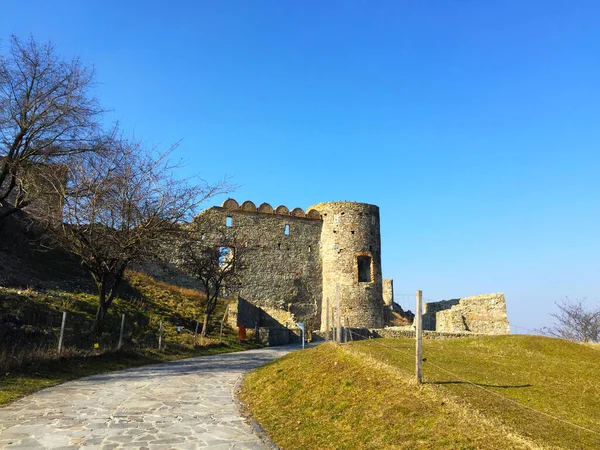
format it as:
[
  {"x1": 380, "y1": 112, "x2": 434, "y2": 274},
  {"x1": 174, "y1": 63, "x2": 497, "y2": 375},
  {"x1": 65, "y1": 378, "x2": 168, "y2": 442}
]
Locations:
[
  {"x1": 341, "y1": 327, "x2": 600, "y2": 439},
  {"x1": 394, "y1": 293, "x2": 417, "y2": 312},
  {"x1": 0, "y1": 306, "x2": 231, "y2": 374}
]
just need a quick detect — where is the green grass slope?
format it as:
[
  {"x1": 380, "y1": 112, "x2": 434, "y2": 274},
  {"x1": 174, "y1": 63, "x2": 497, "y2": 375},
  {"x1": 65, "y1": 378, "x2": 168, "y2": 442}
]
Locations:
[
  {"x1": 240, "y1": 336, "x2": 600, "y2": 450},
  {"x1": 0, "y1": 270, "x2": 259, "y2": 406}
]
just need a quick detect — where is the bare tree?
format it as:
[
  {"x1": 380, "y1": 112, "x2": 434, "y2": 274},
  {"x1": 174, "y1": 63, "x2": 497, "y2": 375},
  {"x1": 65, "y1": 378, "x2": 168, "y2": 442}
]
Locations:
[
  {"x1": 39, "y1": 135, "x2": 230, "y2": 333},
  {"x1": 541, "y1": 298, "x2": 600, "y2": 343},
  {"x1": 0, "y1": 35, "x2": 102, "y2": 223},
  {"x1": 177, "y1": 230, "x2": 244, "y2": 338}
]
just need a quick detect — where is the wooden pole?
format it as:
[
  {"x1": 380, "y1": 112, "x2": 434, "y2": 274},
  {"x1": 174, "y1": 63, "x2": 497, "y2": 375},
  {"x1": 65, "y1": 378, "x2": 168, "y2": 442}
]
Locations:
[
  {"x1": 118, "y1": 314, "x2": 125, "y2": 350},
  {"x1": 325, "y1": 296, "x2": 330, "y2": 342},
  {"x1": 219, "y1": 304, "x2": 229, "y2": 342},
  {"x1": 336, "y1": 284, "x2": 341, "y2": 344},
  {"x1": 345, "y1": 317, "x2": 351, "y2": 342},
  {"x1": 57, "y1": 311, "x2": 67, "y2": 356},
  {"x1": 415, "y1": 290, "x2": 423, "y2": 383},
  {"x1": 158, "y1": 320, "x2": 163, "y2": 351}
]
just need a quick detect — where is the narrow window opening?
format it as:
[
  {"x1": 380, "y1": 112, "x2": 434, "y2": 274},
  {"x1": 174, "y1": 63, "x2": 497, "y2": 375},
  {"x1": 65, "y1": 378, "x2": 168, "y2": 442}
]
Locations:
[
  {"x1": 308, "y1": 245, "x2": 312, "y2": 252},
  {"x1": 219, "y1": 246, "x2": 233, "y2": 267},
  {"x1": 357, "y1": 256, "x2": 372, "y2": 282},
  {"x1": 284, "y1": 224, "x2": 290, "y2": 235},
  {"x1": 334, "y1": 243, "x2": 339, "y2": 250},
  {"x1": 277, "y1": 243, "x2": 281, "y2": 250},
  {"x1": 334, "y1": 215, "x2": 339, "y2": 222},
  {"x1": 201, "y1": 233, "x2": 205, "y2": 240},
  {"x1": 371, "y1": 216, "x2": 376, "y2": 225},
  {"x1": 226, "y1": 216, "x2": 233, "y2": 227}
]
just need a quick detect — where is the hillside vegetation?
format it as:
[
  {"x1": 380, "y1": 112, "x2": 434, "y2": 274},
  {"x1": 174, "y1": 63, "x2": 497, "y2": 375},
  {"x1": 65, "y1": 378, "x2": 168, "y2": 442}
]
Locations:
[
  {"x1": 0, "y1": 270, "x2": 258, "y2": 406},
  {"x1": 240, "y1": 336, "x2": 600, "y2": 450}
]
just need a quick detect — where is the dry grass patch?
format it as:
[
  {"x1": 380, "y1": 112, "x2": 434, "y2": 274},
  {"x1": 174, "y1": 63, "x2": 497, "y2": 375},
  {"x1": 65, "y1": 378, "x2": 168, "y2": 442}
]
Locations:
[
  {"x1": 347, "y1": 336, "x2": 600, "y2": 449},
  {"x1": 241, "y1": 336, "x2": 600, "y2": 449},
  {"x1": 240, "y1": 343, "x2": 533, "y2": 450}
]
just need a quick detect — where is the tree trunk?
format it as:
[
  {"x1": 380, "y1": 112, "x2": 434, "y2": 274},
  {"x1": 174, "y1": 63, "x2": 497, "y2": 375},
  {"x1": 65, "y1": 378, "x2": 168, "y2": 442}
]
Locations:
[
  {"x1": 200, "y1": 313, "x2": 210, "y2": 338},
  {"x1": 93, "y1": 283, "x2": 108, "y2": 336}
]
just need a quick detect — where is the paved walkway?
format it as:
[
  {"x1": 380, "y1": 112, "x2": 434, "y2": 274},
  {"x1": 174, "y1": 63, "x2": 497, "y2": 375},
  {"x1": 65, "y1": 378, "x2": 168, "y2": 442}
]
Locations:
[{"x1": 0, "y1": 345, "x2": 304, "y2": 449}]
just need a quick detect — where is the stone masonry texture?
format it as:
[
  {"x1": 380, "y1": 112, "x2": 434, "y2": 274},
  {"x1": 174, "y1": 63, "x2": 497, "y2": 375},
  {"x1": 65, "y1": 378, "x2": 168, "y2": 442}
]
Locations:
[
  {"x1": 382, "y1": 278, "x2": 394, "y2": 307},
  {"x1": 311, "y1": 201, "x2": 385, "y2": 329},
  {"x1": 195, "y1": 199, "x2": 387, "y2": 332},
  {"x1": 431, "y1": 293, "x2": 510, "y2": 334}
]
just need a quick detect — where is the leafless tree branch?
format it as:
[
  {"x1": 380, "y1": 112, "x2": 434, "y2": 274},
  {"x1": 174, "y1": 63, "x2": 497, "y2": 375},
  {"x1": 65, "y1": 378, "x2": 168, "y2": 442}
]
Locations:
[{"x1": 0, "y1": 34, "x2": 104, "y2": 222}]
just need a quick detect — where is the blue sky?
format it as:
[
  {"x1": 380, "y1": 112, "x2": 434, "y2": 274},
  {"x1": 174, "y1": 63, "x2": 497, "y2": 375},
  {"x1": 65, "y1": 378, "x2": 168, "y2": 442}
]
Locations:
[{"x1": 2, "y1": 1, "x2": 599, "y2": 330}]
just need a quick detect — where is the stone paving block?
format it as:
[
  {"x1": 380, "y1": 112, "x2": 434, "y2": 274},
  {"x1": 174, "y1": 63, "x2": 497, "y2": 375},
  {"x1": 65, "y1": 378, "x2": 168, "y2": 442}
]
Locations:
[{"x1": 0, "y1": 345, "x2": 302, "y2": 449}]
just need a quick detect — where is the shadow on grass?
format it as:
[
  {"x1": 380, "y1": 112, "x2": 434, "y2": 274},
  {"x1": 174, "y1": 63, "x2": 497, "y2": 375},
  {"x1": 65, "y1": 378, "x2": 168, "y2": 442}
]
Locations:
[{"x1": 425, "y1": 380, "x2": 533, "y2": 389}]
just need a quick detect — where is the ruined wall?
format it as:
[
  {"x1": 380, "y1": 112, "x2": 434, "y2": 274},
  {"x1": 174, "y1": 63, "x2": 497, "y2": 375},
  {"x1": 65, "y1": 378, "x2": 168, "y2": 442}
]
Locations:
[
  {"x1": 195, "y1": 200, "x2": 323, "y2": 329},
  {"x1": 434, "y1": 293, "x2": 510, "y2": 334},
  {"x1": 423, "y1": 299, "x2": 460, "y2": 331},
  {"x1": 382, "y1": 278, "x2": 394, "y2": 308},
  {"x1": 311, "y1": 201, "x2": 385, "y2": 330},
  {"x1": 0, "y1": 161, "x2": 66, "y2": 222}
]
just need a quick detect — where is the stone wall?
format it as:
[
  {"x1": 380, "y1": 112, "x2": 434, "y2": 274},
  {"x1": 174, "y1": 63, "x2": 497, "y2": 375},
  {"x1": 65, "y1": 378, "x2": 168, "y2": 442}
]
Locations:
[
  {"x1": 258, "y1": 327, "x2": 291, "y2": 346},
  {"x1": 434, "y1": 293, "x2": 510, "y2": 334},
  {"x1": 422, "y1": 299, "x2": 460, "y2": 330},
  {"x1": 0, "y1": 160, "x2": 66, "y2": 222},
  {"x1": 227, "y1": 296, "x2": 261, "y2": 329},
  {"x1": 193, "y1": 198, "x2": 391, "y2": 333},
  {"x1": 195, "y1": 201, "x2": 323, "y2": 329},
  {"x1": 382, "y1": 278, "x2": 394, "y2": 308},
  {"x1": 311, "y1": 201, "x2": 385, "y2": 330}
]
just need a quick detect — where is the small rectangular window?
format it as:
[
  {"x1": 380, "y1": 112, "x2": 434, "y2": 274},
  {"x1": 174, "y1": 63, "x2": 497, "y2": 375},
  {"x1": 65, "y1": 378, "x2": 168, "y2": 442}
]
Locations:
[
  {"x1": 284, "y1": 224, "x2": 290, "y2": 235},
  {"x1": 357, "y1": 256, "x2": 372, "y2": 282},
  {"x1": 334, "y1": 215, "x2": 339, "y2": 222},
  {"x1": 334, "y1": 243, "x2": 339, "y2": 250},
  {"x1": 226, "y1": 216, "x2": 233, "y2": 227}
]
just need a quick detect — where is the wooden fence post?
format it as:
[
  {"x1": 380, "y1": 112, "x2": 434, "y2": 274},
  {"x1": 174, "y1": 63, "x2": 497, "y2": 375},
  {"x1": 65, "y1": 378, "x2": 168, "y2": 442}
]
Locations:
[
  {"x1": 57, "y1": 311, "x2": 67, "y2": 357},
  {"x1": 194, "y1": 320, "x2": 200, "y2": 346},
  {"x1": 158, "y1": 320, "x2": 163, "y2": 351},
  {"x1": 118, "y1": 314, "x2": 125, "y2": 350},
  {"x1": 336, "y1": 284, "x2": 341, "y2": 344},
  {"x1": 325, "y1": 296, "x2": 330, "y2": 342},
  {"x1": 219, "y1": 304, "x2": 229, "y2": 342},
  {"x1": 415, "y1": 290, "x2": 423, "y2": 383}
]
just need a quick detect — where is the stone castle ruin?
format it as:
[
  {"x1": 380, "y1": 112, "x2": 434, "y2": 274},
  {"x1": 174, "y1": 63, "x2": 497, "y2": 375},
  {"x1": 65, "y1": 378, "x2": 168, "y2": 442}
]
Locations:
[{"x1": 195, "y1": 198, "x2": 510, "y2": 340}]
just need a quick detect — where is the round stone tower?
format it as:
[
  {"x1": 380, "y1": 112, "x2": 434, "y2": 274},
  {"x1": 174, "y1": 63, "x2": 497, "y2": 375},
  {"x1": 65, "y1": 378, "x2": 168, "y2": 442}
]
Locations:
[{"x1": 309, "y1": 201, "x2": 385, "y2": 330}]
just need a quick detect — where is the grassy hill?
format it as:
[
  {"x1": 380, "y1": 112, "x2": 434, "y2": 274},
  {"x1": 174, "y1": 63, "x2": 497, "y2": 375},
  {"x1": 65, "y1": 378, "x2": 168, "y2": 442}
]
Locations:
[
  {"x1": 0, "y1": 270, "x2": 259, "y2": 406},
  {"x1": 0, "y1": 213, "x2": 263, "y2": 406},
  {"x1": 240, "y1": 336, "x2": 600, "y2": 450}
]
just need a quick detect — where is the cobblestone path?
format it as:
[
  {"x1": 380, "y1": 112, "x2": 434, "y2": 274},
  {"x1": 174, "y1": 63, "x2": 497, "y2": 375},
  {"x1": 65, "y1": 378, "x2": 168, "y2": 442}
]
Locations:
[{"x1": 0, "y1": 345, "x2": 302, "y2": 449}]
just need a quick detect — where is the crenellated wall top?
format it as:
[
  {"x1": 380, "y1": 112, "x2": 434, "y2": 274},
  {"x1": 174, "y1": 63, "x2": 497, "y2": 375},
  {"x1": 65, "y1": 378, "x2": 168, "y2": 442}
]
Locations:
[{"x1": 220, "y1": 198, "x2": 322, "y2": 220}]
